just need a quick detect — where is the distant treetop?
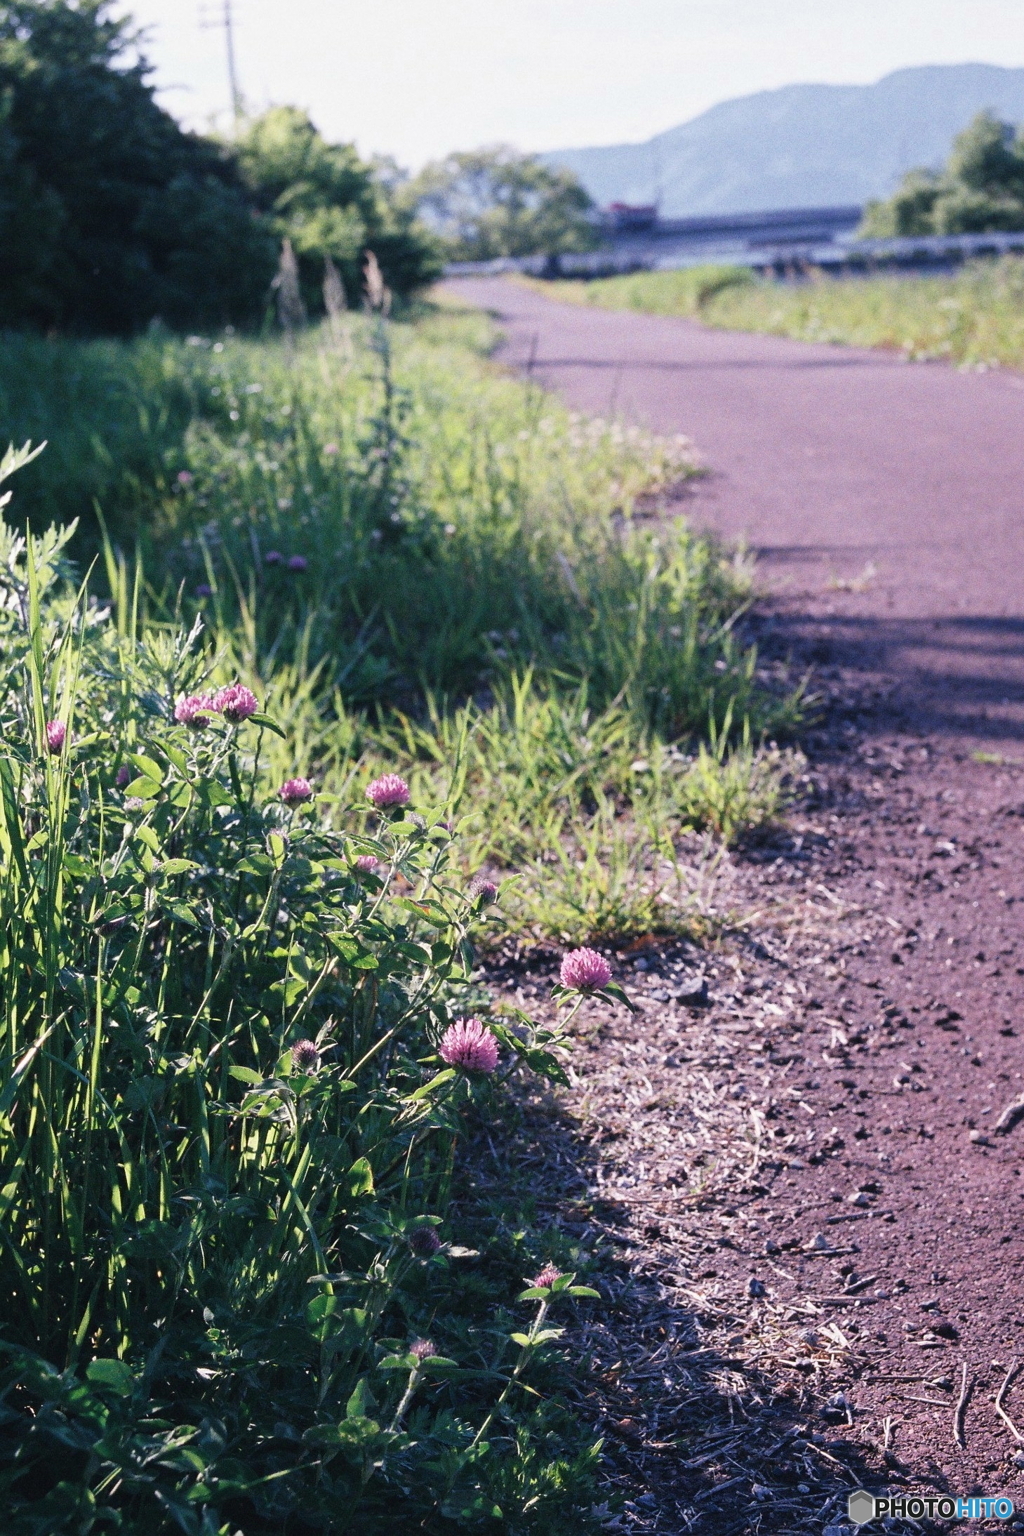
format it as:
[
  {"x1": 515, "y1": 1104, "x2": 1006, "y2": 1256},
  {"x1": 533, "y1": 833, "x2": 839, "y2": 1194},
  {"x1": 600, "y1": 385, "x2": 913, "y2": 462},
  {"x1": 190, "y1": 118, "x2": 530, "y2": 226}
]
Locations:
[
  {"x1": 0, "y1": 1, "x2": 439, "y2": 334},
  {"x1": 405, "y1": 146, "x2": 598, "y2": 262},
  {"x1": 861, "y1": 111, "x2": 1024, "y2": 238}
]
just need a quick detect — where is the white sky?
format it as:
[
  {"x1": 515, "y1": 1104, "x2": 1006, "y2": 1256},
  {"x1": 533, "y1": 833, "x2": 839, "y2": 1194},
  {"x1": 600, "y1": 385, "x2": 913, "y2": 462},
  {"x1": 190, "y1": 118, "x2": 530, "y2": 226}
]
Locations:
[{"x1": 116, "y1": 0, "x2": 1024, "y2": 167}]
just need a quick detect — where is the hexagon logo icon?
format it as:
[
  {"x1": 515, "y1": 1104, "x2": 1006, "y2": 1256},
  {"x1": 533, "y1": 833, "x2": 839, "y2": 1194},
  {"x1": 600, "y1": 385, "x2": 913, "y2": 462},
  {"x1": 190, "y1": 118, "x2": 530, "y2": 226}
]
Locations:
[{"x1": 847, "y1": 1489, "x2": 876, "y2": 1525}]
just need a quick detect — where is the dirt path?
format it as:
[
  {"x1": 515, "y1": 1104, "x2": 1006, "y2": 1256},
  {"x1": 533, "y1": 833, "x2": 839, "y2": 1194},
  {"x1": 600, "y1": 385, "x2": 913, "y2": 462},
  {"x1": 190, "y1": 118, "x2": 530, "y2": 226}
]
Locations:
[{"x1": 447, "y1": 279, "x2": 1024, "y2": 1532}]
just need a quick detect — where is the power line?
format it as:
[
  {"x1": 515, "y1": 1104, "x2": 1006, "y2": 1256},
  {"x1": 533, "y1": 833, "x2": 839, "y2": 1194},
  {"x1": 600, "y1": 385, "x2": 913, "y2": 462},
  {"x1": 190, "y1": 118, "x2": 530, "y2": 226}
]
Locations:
[{"x1": 200, "y1": 0, "x2": 243, "y2": 126}]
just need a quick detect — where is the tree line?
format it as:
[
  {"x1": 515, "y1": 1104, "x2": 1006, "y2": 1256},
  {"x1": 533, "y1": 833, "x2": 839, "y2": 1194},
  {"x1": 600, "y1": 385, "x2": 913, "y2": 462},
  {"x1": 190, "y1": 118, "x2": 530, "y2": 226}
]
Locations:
[
  {"x1": 862, "y1": 110, "x2": 1024, "y2": 238},
  {"x1": 0, "y1": 1, "x2": 596, "y2": 335}
]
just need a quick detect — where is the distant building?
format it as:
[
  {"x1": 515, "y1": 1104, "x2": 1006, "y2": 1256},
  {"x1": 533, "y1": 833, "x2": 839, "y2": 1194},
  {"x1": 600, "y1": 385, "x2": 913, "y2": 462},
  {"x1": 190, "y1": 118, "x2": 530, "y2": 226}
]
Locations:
[{"x1": 606, "y1": 202, "x2": 659, "y2": 232}]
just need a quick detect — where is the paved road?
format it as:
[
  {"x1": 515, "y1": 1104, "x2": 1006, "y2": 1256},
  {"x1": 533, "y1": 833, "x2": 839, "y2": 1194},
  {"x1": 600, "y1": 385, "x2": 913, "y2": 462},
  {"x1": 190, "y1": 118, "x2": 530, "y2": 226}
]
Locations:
[
  {"x1": 446, "y1": 278, "x2": 1024, "y2": 1517},
  {"x1": 446, "y1": 277, "x2": 1024, "y2": 744}
]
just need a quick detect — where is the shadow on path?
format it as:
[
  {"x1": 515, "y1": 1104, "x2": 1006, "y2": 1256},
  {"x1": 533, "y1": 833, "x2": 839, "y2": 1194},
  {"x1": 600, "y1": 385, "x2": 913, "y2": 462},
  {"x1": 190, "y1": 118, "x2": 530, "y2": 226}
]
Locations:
[
  {"x1": 463, "y1": 1054, "x2": 880, "y2": 1535},
  {"x1": 749, "y1": 605, "x2": 1024, "y2": 747}
]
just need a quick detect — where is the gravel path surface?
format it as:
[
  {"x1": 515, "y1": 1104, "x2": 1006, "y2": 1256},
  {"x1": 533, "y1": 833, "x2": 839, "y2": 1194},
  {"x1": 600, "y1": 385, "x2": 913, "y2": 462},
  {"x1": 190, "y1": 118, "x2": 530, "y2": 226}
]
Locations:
[{"x1": 446, "y1": 279, "x2": 1024, "y2": 1532}]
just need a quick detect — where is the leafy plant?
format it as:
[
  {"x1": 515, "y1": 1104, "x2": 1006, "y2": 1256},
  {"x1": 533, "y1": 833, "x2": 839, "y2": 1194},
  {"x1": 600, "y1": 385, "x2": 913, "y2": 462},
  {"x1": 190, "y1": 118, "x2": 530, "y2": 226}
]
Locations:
[
  {"x1": 0, "y1": 468, "x2": 610, "y2": 1530},
  {"x1": 0, "y1": 0, "x2": 277, "y2": 332},
  {"x1": 235, "y1": 107, "x2": 441, "y2": 309}
]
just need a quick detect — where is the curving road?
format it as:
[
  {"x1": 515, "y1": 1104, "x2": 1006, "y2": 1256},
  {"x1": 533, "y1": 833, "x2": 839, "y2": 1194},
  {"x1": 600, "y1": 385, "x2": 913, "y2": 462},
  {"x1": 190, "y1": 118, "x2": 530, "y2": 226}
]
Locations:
[
  {"x1": 446, "y1": 276, "x2": 1024, "y2": 745},
  {"x1": 446, "y1": 276, "x2": 1024, "y2": 618},
  {"x1": 445, "y1": 276, "x2": 1024, "y2": 1515}
]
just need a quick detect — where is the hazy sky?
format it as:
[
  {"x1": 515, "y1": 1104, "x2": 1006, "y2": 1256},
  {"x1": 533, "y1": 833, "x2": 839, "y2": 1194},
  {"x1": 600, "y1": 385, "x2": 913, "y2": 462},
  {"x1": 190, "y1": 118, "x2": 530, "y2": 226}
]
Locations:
[{"x1": 116, "y1": 0, "x2": 1024, "y2": 167}]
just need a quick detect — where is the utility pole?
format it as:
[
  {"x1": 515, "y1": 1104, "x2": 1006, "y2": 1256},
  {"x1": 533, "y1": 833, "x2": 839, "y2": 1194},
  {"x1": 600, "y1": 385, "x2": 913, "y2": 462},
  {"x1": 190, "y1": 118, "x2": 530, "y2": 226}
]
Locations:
[{"x1": 201, "y1": 0, "x2": 242, "y2": 128}]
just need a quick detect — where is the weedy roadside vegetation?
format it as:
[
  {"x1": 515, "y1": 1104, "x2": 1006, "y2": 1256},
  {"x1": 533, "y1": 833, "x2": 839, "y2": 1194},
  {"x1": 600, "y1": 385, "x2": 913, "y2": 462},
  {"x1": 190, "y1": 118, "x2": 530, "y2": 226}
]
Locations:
[
  {"x1": 0, "y1": 453, "x2": 612, "y2": 1530},
  {"x1": 2, "y1": 303, "x2": 802, "y2": 942},
  {"x1": 541, "y1": 255, "x2": 1024, "y2": 370},
  {"x1": 0, "y1": 300, "x2": 798, "y2": 1531}
]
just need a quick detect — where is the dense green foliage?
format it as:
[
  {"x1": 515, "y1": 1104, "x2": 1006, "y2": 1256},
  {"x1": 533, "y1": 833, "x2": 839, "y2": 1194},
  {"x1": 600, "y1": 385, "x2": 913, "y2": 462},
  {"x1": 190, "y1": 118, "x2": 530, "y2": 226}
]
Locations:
[
  {"x1": 0, "y1": 472, "x2": 602, "y2": 1530},
  {"x1": 235, "y1": 107, "x2": 442, "y2": 312},
  {"x1": 405, "y1": 148, "x2": 597, "y2": 262},
  {"x1": 0, "y1": 0, "x2": 277, "y2": 332},
  {"x1": 0, "y1": 308, "x2": 764, "y2": 721},
  {"x1": 861, "y1": 110, "x2": 1024, "y2": 237},
  {"x1": 0, "y1": 308, "x2": 796, "y2": 945},
  {"x1": 0, "y1": 307, "x2": 795, "y2": 1529},
  {"x1": 543, "y1": 256, "x2": 1024, "y2": 371},
  {"x1": 0, "y1": 2, "x2": 438, "y2": 335}
]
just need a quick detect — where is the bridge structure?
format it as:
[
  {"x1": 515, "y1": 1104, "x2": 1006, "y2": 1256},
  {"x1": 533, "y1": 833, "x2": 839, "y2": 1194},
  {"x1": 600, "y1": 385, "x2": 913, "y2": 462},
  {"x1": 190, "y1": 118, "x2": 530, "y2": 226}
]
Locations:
[{"x1": 445, "y1": 204, "x2": 1024, "y2": 279}]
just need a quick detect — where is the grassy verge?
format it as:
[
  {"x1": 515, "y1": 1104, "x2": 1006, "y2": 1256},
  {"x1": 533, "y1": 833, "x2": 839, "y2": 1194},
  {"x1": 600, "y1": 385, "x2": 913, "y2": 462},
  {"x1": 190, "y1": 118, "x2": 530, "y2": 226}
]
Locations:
[
  {"x1": 0, "y1": 484, "x2": 610, "y2": 1531},
  {"x1": 0, "y1": 305, "x2": 797, "y2": 1531},
  {"x1": 538, "y1": 255, "x2": 1024, "y2": 369},
  {"x1": 3, "y1": 306, "x2": 801, "y2": 946}
]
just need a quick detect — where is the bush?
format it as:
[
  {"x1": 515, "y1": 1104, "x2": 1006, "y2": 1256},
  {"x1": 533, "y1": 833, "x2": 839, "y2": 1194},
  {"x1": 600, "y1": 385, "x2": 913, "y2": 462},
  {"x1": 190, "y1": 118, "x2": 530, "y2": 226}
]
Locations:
[
  {"x1": 0, "y1": 0, "x2": 278, "y2": 333},
  {"x1": 0, "y1": 5, "x2": 439, "y2": 336},
  {"x1": 0, "y1": 445, "x2": 612, "y2": 1532},
  {"x1": 235, "y1": 107, "x2": 442, "y2": 309},
  {"x1": 860, "y1": 110, "x2": 1024, "y2": 237}
]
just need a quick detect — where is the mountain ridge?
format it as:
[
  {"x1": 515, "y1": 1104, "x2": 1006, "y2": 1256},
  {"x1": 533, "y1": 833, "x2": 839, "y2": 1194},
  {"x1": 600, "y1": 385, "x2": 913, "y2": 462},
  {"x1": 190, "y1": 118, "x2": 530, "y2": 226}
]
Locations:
[{"x1": 541, "y1": 64, "x2": 1024, "y2": 217}]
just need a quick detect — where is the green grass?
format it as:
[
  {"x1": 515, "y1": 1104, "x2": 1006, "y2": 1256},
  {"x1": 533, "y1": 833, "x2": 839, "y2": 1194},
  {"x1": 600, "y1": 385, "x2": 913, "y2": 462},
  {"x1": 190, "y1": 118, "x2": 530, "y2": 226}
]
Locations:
[
  {"x1": 0, "y1": 304, "x2": 799, "y2": 947},
  {"x1": 0, "y1": 474, "x2": 607, "y2": 1531},
  {"x1": 534, "y1": 264, "x2": 755, "y2": 320},
  {"x1": 541, "y1": 255, "x2": 1024, "y2": 369},
  {"x1": 0, "y1": 301, "x2": 800, "y2": 1531},
  {"x1": 268, "y1": 680, "x2": 800, "y2": 946}
]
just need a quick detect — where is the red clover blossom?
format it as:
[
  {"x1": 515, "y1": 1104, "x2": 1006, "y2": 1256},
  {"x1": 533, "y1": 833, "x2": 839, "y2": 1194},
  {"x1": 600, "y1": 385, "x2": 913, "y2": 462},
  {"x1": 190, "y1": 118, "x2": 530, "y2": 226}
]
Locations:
[
  {"x1": 291, "y1": 1039, "x2": 320, "y2": 1073},
  {"x1": 279, "y1": 777, "x2": 313, "y2": 806},
  {"x1": 559, "y1": 947, "x2": 612, "y2": 992},
  {"x1": 408, "y1": 1227, "x2": 442, "y2": 1257},
  {"x1": 45, "y1": 720, "x2": 66, "y2": 754},
  {"x1": 174, "y1": 693, "x2": 215, "y2": 729},
  {"x1": 214, "y1": 683, "x2": 258, "y2": 723},
  {"x1": 438, "y1": 1018, "x2": 499, "y2": 1074},
  {"x1": 365, "y1": 773, "x2": 409, "y2": 809}
]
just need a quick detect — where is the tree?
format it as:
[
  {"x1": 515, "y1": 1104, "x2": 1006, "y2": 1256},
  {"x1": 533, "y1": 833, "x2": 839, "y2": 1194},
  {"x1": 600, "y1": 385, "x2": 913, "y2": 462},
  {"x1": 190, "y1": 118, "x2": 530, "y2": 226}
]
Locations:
[
  {"x1": 234, "y1": 107, "x2": 442, "y2": 310},
  {"x1": 0, "y1": 0, "x2": 278, "y2": 332},
  {"x1": 861, "y1": 111, "x2": 1024, "y2": 238},
  {"x1": 405, "y1": 146, "x2": 598, "y2": 262}
]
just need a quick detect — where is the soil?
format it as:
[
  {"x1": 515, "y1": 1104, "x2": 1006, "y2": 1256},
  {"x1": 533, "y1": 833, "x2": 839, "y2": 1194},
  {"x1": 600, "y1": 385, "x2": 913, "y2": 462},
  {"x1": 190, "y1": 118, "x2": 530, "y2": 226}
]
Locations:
[{"x1": 446, "y1": 279, "x2": 1024, "y2": 1533}]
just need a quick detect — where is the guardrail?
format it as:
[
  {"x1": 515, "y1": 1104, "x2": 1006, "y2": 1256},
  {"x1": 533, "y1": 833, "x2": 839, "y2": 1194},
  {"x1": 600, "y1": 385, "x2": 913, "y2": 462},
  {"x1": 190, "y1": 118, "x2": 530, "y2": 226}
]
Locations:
[{"x1": 445, "y1": 228, "x2": 1024, "y2": 281}]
